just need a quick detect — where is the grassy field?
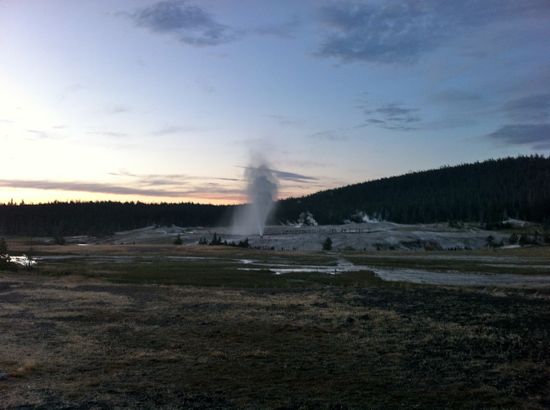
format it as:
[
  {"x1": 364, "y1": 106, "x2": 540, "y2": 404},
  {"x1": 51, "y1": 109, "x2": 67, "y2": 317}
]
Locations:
[{"x1": 1, "y1": 244, "x2": 549, "y2": 408}]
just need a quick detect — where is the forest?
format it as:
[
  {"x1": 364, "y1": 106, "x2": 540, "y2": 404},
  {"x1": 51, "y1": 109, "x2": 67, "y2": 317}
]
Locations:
[
  {"x1": 274, "y1": 155, "x2": 550, "y2": 225},
  {"x1": 1, "y1": 156, "x2": 549, "y2": 236}
]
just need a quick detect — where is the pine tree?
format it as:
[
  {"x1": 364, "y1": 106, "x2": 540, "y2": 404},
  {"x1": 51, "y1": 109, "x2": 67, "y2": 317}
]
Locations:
[
  {"x1": 322, "y1": 237, "x2": 333, "y2": 251},
  {"x1": 0, "y1": 238, "x2": 7, "y2": 256}
]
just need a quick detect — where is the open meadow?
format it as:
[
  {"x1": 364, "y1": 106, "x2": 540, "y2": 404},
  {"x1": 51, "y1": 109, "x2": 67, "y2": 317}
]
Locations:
[{"x1": 1, "y1": 243, "x2": 549, "y2": 408}]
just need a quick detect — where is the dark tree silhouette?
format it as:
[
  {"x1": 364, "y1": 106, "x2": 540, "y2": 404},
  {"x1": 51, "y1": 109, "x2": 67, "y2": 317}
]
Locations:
[{"x1": 322, "y1": 237, "x2": 333, "y2": 251}]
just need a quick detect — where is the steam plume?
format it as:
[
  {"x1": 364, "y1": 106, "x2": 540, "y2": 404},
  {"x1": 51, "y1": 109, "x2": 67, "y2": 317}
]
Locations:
[{"x1": 232, "y1": 159, "x2": 278, "y2": 236}]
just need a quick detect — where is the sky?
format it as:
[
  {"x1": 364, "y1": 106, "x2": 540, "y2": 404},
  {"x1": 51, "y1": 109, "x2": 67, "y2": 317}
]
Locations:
[{"x1": 1, "y1": 0, "x2": 549, "y2": 204}]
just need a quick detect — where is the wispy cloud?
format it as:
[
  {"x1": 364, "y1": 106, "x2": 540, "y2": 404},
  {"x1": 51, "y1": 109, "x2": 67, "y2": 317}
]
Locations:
[
  {"x1": 315, "y1": 0, "x2": 550, "y2": 64},
  {"x1": 104, "y1": 104, "x2": 131, "y2": 115},
  {"x1": 131, "y1": 0, "x2": 240, "y2": 47},
  {"x1": 486, "y1": 124, "x2": 550, "y2": 150},
  {"x1": 502, "y1": 93, "x2": 550, "y2": 123},
  {"x1": 0, "y1": 177, "x2": 244, "y2": 201},
  {"x1": 266, "y1": 114, "x2": 304, "y2": 128},
  {"x1": 484, "y1": 94, "x2": 550, "y2": 150},
  {"x1": 109, "y1": 171, "x2": 240, "y2": 187},
  {"x1": 148, "y1": 125, "x2": 199, "y2": 136},
  {"x1": 88, "y1": 130, "x2": 128, "y2": 138},
  {"x1": 253, "y1": 17, "x2": 301, "y2": 39},
  {"x1": 431, "y1": 90, "x2": 483, "y2": 105},
  {"x1": 358, "y1": 100, "x2": 421, "y2": 131},
  {"x1": 308, "y1": 130, "x2": 347, "y2": 141},
  {"x1": 0, "y1": 179, "x2": 184, "y2": 197},
  {"x1": 26, "y1": 129, "x2": 63, "y2": 140},
  {"x1": 242, "y1": 166, "x2": 317, "y2": 183}
]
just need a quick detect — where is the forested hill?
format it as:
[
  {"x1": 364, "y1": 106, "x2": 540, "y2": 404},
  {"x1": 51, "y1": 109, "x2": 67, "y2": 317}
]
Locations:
[
  {"x1": 274, "y1": 156, "x2": 550, "y2": 225},
  {"x1": 0, "y1": 202, "x2": 233, "y2": 237},
  {"x1": 0, "y1": 156, "x2": 549, "y2": 236}
]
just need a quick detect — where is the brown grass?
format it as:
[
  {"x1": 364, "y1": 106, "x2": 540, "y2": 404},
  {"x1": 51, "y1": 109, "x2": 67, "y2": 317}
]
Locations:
[
  {"x1": 10, "y1": 359, "x2": 38, "y2": 378},
  {"x1": 1, "y1": 251, "x2": 549, "y2": 408}
]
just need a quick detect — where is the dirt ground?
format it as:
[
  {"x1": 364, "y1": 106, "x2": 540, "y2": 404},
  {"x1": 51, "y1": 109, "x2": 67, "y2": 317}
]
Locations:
[{"x1": 1, "y1": 251, "x2": 549, "y2": 409}]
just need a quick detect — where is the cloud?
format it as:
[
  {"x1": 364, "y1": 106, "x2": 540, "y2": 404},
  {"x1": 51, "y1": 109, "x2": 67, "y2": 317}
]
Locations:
[
  {"x1": 148, "y1": 125, "x2": 199, "y2": 136},
  {"x1": 89, "y1": 130, "x2": 128, "y2": 138},
  {"x1": 315, "y1": 0, "x2": 550, "y2": 63},
  {"x1": 502, "y1": 93, "x2": 550, "y2": 123},
  {"x1": 431, "y1": 90, "x2": 483, "y2": 105},
  {"x1": 266, "y1": 114, "x2": 304, "y2": 128},
  {"x1": 0, "y1": 177, "x2": 244, "y2": 201},
  {"x1": 486, "y1": 124, "x2": 550, "y2": 150},
  {"x1": 375, "y1": 104, "x2": 418, "y2": 118},
  {"x1": 26, "y1": 129, "x2": 63, "y2": 140},
  {"x1": 242, "y1": 167, "x2": 317, "y2": 183},
  {"x1": 109, "y1": 171, "x2": 240, "y2": 187},
  {"x1": 131, "y1": 0, "x2": 240, "y2": 47},
  {"x1": 308, "y1": 130, "x2": 347, "y2": 141},
  {"x1": 253, "y1": 17, "x2": 301, "y2": 39},
  {"x1": 0, "y1": 179, "x2": 185, "y2": 197},
  {"x1": 105, "y1": 104, "x2": 130, "y2": 115},
  {"x1": 487, "y1": 95, "x2": 550, "y2": 150},
  {"x1": 358, "y1": 101, "x2": 421, "y2": 131},
  {"x1": 271, "y1": 169, "x2": 318, "y2": 183}
]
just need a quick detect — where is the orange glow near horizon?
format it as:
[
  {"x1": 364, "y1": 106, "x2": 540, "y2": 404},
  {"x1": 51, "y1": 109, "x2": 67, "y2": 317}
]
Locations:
[
  {"x1": 0, "y1": 186, "x2": 321, "y2": 206},
  {"x1": 0, "y1": 189, "x2": 243, "y2": 206}
]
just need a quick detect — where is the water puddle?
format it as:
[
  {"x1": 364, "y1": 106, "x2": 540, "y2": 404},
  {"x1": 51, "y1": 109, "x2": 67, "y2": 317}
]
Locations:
[
  {"x1": 238, "y1": 258, "x2": 550, "y2": 288},
  {"x1": 2, "y1": 255, "x2": 37, "y2": 267},
  {"x1": 239, "y1": 259, "x2": 365, "y2": 275}
]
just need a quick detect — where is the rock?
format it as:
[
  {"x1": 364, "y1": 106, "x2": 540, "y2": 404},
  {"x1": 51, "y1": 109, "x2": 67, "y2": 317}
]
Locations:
[{"x1": 0, "y1": 372, "x2": 8, "y2": 381}]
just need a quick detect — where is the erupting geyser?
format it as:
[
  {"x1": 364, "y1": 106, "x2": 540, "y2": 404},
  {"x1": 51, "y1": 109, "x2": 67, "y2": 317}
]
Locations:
[
  {"x1": 232, "y1": 161, "x2": 278, "y2": 236},
  {"x1": 246, "y1": 165, "x2": 277, "y2": 236}
]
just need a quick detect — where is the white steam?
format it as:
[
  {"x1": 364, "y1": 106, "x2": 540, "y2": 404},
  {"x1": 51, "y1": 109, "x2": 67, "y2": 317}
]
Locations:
[{"x1": 232, "y1": 161, "x2": 278, "y2": 236}]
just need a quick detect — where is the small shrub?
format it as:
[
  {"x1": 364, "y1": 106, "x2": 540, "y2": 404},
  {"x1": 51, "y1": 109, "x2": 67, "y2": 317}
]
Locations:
[
  {"x1": 519, "y1": 234, "x2": 531, "y2": 246},
  {"x1": 448, "y1": 220, "x2": 463, "y2": 229},
  {"x1": 0, "y1": 238, "x2": 7, "y2": 256},
  {"x1": 322, "y1": 237, "x2": 333, "y2": 251},
  {"x1": 237, "y1": 238, "x2": 249, "y2": 248},
  {"x1": 209, "y1": 233, "x2": 222, "y2": 246},
  {"x1": 486, "y1": 235, "x2": 496, "y2": 247},
  {"x1": 173, "y1": 234, "x2": 183, "y2": 245}
]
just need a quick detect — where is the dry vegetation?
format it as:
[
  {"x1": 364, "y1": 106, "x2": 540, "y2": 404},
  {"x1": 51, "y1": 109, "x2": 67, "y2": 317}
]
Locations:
[{"x1": 1, "y1": 245, "x2": 549, "y2": 408}]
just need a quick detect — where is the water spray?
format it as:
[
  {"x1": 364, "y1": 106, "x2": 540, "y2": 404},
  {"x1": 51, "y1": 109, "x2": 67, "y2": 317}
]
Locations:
[{"x1": 232, "y1": 159, "x2": 278, "y2": 236}]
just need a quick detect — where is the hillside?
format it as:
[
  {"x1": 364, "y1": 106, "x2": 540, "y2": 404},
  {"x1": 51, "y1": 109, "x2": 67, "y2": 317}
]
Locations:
[
  {"x1": 274, "y1": 156, "x2": 550, "y2": 225},
  {"x1": 0, "y1": 156, "x2": 549, "y2": 236}
]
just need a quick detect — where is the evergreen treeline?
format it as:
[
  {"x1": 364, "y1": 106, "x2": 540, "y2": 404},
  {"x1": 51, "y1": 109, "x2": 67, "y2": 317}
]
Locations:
[
  {"x1": 0, "y1": 201, "x2": 233, "y2": 236},
  {"x1": 274, "y1": 156, "x2": 550, "y2": 225},
  {"x1": 1, "y1": 156, "x2": 549, "y2": 236}
]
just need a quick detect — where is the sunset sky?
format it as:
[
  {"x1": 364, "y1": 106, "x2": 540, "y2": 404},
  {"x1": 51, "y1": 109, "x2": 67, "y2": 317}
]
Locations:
[{"x1": 1, "y1": 0, "x2": 549, "y2": 204}]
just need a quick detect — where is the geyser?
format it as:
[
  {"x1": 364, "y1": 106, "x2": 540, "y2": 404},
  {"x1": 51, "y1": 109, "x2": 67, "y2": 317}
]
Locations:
[{"x1": 232, "y1": 162, "x2": 278, "y2": 236}]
